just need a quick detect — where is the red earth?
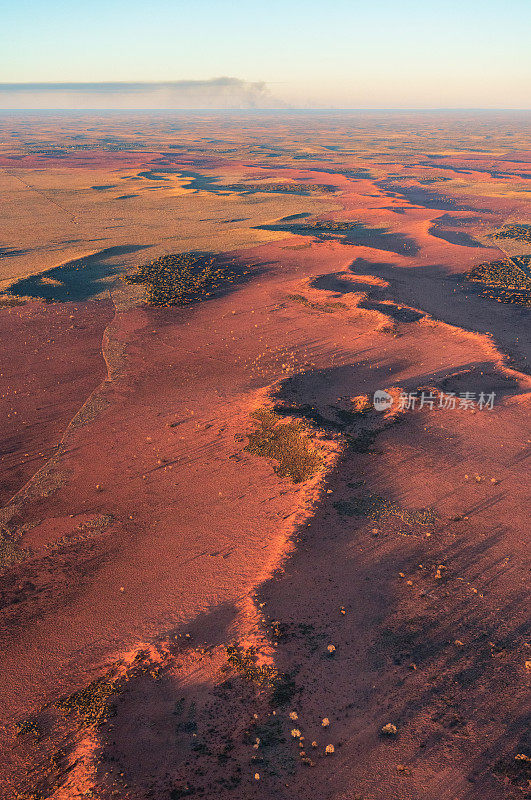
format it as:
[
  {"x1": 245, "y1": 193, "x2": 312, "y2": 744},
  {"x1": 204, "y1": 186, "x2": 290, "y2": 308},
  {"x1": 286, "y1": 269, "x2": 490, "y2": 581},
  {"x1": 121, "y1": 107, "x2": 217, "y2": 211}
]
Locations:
[{"x1": 0, "y1": 112, "x2": 529, "y2": 800}]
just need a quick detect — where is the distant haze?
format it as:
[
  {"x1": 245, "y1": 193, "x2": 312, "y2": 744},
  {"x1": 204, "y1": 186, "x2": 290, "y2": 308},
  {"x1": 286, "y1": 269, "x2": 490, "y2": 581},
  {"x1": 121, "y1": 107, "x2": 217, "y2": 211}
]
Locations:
[
  {"x1": 2, "y1": 0, "x2": 530, "y2": 109},
  {"x1": 0, "y1": 79, "x2": 280, "y2": 110}
]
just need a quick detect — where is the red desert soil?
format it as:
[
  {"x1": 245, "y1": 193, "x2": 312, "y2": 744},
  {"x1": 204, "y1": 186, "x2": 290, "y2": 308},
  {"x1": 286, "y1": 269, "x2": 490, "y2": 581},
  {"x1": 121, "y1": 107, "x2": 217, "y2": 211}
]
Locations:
[
  {"x1": 0, "y1": 300, "x2": 114, "y2": 506},
  {"x1": 0, "y1": 115, "x2": 529, "y2": 800},
  {"x1": 0, "y1": 151, "x2": 164, "y2": 170}
]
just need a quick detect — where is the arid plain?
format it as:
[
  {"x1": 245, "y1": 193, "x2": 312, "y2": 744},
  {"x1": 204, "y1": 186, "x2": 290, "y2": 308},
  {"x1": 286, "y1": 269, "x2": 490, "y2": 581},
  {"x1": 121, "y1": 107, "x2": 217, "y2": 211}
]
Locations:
[{"x1": 0, "y1": 111, "x2": 530, "y2": 800}]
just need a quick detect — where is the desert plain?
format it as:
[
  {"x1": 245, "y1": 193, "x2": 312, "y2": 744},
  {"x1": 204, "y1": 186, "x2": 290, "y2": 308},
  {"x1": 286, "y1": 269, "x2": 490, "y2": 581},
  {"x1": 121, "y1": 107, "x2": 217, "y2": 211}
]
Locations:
[{"x1": 0, "y1": 110, "x2": 530, "y2": 800}]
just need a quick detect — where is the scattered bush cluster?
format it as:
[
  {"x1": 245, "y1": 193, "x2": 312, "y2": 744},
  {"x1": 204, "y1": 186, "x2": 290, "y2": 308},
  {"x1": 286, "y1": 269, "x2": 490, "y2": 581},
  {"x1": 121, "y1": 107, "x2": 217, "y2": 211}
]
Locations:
[
  {"x1": 467, "y1": 254, "x2": 531, "y2": 306},
  {"x1": 124, "y1": 252, "x2": 244, "y2": 307}
]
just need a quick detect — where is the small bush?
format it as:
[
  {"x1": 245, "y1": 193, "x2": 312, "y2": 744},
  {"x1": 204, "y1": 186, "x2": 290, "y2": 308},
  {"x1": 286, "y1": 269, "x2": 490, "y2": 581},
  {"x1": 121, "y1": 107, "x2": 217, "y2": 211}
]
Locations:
[{"x1": 245, "y1": 409, "x2": 322, "y2": 483}]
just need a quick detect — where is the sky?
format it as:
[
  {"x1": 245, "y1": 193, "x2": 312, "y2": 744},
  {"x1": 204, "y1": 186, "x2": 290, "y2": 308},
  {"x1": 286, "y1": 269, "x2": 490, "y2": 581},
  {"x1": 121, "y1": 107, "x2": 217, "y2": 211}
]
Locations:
[{"x1": 1, "y1": 0, "x2": 530, "y2": 109}]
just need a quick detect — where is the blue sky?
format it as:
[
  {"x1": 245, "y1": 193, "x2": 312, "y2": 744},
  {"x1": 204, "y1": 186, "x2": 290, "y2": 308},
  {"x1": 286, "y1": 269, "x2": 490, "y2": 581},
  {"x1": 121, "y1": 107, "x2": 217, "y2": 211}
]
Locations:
[{"x1": 2, "y1": 0, "x2": 530, "y2": 107}]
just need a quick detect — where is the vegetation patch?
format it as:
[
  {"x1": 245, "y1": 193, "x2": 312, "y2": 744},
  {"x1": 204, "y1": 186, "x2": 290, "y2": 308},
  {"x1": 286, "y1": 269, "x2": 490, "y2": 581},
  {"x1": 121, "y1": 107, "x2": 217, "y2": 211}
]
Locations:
[
  {"x1": 225, "y1": 645, "x2": 297, "y2": 708},
  {"x1": 0, "y1": 295, "x2": 26, "y2": 307},
  {"x1": 226, "y1": 182, "x2": 337, "y2": 195},
  {"x1": 490, "y1": 224, "x2": 531, "y2": 244},
  {"x1": 467, "y1": 254, "x2": 531, "y2": 306},
  {"x1": 419, "y1": 176, "x2": 451, "y2": 185},
  {"x1": 335, "y1": 494, "x2": 437, "y2": 526},
  {"x1": 0, "y1": 533, "x2": 28, "y2": 569},
  {"x1": 225, "y1": 645, "x2": 278, "y2": 688},
  {"x1": 286, "y1": 293, "x2": 347, "y2": 313},
  {"x1": 124, "y1": 252, "x2": 247, "y2": 307},
  {"x1": 273, "y1": 400, "x2": 373, "y2": 435},
  {"x1": 270, "y1": 620, "x2": 325, "y2": 654},
  {"x1": 350, "y1": 395, "x2": 373, "y2": 414},
  {"x1": 244, "y1": 716, "x2": 285, "y2": 748},
  {"x1": 56, "y1": 673, "x2": 121, "y2": 727},
  {"x1": 244, "y1": 409, "x2": 323, "y2": 483},
  {"x1": 493, "y1": 754, "x2": 531, "y2": 789},
  {"x1": 297, "y1": 220, "x2": 362, "y2": 232},
  {"x1": 255, "y1": 219, "x2": 418, "y2": 255},
  {"x1": 270, "y1": 672, "x2": 297, "y2": 706},
  {"x1": 272, "y1": 402, "x2": 338, "y2": 431},
  {"x1": 345, "y1": 428, "x2": 378, "y2": 453},
  {"x1": 15, "y1": 716, "x2": 44, "y2": 738}
]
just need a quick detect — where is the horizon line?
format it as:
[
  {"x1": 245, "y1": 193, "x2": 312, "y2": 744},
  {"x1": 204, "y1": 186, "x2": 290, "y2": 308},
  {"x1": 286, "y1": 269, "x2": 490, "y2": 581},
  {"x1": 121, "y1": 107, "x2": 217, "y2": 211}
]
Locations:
[{"x1": 1, "y1": 107, "x2": 530, "y2": 112}]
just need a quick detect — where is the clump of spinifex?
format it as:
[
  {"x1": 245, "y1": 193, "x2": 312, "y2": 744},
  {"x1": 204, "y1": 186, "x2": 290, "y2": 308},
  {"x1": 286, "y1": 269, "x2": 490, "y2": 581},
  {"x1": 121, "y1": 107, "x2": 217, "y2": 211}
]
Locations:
[
  {"x1": 55, "y1": 673, "x2": 121, "y2": 727},
  {"x1": 124, "y1": 252, "x2": 245, "y2": 307},
  {"x1": 245, "y1": 408, "x2": 322, "y2": 483},
  {"x1": 334, "y1": 494, "x2": 437, "y2": 526}
]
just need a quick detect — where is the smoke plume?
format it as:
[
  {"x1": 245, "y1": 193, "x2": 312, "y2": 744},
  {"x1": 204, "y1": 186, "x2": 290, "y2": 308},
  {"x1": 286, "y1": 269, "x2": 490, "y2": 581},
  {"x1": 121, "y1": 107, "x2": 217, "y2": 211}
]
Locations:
[{"x1": 0, "y1": 78, "x2": 282, "y2": 109}]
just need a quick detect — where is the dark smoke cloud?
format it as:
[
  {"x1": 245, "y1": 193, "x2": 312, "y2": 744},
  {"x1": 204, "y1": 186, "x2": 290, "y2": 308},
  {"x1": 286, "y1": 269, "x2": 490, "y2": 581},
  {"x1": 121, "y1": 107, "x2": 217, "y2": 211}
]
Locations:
[{"x1": 0, "y1": 78, "x2": 283, "y2": 109}]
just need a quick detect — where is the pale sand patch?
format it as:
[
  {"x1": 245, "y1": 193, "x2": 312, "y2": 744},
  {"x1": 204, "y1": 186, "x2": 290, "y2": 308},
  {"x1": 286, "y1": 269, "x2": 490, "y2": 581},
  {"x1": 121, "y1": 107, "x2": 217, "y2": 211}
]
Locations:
[{"x1": 0, "y1": 166, "x2": 339, "y2": 289}]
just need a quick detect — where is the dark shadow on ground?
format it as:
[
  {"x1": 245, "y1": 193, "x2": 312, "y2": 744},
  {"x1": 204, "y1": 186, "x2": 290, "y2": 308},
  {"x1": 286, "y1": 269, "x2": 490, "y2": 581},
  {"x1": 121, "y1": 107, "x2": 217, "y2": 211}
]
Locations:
[
  {"x1": 377, "y1": 183, "x2": 493, "y2": 213},
  {"x1": 348, "y1": 259, "x2": 531, "y2": 374},
  {"x1": 0, "y1": 247, "x2": 31, "y2": 259},
  {"x1": 254, "y1": 219, "x2": 420, "y2": 256},
  {"x1": 428, "y1": 226, "x2": 486, "y2": 248},
  {"x1": 252, "y1": 363, "x2": 529, "y2": 797},
  {"x1": 140, "y1": 168, "x2": 339, "y2": 197},
  {"x1": 5, "y1": 245, "x2": 151, "y2": 302},
  {"x1": 16, "y1": 354, "x2": 525, "y2": 800}
]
